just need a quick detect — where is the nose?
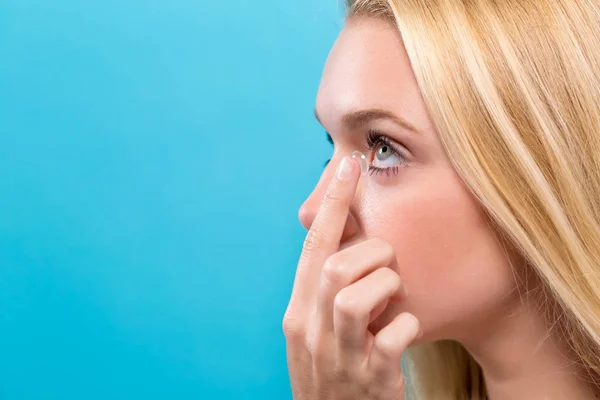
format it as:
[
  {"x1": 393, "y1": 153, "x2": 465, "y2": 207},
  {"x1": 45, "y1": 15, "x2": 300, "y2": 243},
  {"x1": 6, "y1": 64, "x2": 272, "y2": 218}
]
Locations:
[
  {"x1": 297, "y1": 166, "x2": 360, "y2": 241},
  {"x1": 298, "y1": 194, "x2": 318, "y2": 231},
  {"x1": 298, "y1": 183, "x2": 323, "y2": 231}
]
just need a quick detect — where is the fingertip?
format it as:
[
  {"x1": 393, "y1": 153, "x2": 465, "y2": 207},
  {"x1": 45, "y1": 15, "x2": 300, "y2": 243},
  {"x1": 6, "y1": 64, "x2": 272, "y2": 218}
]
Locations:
[
  {"x1": 390, "y1": 282, "x2": 408, "y2": 302},
  {"x1": 398, "y1": 312, "x2": 420, "y2": 339},
  {"x1": 336, "y1": 156, "x2": 356, "y2": 181},
  {"x1": 410, "y1": 314, "x2": 422, "y2": 339}
]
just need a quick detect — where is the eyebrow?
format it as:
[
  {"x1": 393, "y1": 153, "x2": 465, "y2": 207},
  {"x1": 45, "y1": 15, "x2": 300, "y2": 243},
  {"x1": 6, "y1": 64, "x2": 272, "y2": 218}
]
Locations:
[{"x1": 314, "y1": 107, "x2": 421, "y2": 135}]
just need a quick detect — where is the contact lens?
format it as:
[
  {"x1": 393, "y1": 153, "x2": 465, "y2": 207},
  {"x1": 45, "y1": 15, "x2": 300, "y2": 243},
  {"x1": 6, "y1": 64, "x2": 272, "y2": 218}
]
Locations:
[{"x1": 350, "y1": 151, "x2": 368, "y2": 176}]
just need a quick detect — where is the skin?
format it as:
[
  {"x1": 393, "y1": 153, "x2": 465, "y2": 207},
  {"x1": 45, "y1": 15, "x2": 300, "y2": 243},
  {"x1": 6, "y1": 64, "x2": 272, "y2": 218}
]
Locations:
[{"x1": 282, "y1": 16, "x2": 599, "y2": 400}]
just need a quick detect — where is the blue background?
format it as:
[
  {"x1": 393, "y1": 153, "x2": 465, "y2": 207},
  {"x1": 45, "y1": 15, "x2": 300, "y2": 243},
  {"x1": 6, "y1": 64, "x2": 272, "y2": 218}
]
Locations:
[{"x1": 0, "y1": 1, "x2": 342, "y2": 398}]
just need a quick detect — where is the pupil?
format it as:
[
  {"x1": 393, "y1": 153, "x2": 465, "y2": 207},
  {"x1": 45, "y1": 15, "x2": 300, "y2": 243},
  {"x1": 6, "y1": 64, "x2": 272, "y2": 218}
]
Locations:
[{"x1": 378, "y1": 145, "x2": 389, "y2": 159}]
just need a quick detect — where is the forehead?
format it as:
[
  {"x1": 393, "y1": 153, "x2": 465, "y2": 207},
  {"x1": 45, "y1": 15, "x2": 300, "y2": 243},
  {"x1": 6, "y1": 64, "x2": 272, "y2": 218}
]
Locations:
[{"x1": 315, "y1": 17, "x2": 428, "y2": 133}]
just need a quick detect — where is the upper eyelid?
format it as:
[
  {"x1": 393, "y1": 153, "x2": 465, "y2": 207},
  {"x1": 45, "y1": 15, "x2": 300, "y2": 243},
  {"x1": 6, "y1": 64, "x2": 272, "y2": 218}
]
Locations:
[
  {"x1": 367, "y1": 131, "x2": 407, "y2": 154},
  {"x1": 324, "y1": 130, "x2": 408, "y2": 160},
  {"x1": 322, "y1": 135, "x2": 406, "y2": 170}
]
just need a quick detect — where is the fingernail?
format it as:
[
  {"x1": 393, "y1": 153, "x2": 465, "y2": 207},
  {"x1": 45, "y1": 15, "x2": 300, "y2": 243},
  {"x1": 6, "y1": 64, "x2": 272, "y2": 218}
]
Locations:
[{"x1": 336, "y1": 157, "x2": 354, "y2": 181}]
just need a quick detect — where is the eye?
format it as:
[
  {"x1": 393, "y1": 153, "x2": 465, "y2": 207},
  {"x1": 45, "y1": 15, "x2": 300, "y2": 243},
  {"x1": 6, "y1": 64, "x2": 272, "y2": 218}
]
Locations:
[
  {"x1": 373, "y1": 141, "x2": 403, "y2": 168},
  {"x1": 366, "y1": 131, "x2": 408, "y2": 176}
]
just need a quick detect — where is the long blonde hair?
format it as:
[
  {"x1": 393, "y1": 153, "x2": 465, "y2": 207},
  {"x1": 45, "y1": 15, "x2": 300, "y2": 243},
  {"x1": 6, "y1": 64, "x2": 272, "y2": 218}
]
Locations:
[{"x1": 344, "y1": 0, "x2": 600, "y2": 398}]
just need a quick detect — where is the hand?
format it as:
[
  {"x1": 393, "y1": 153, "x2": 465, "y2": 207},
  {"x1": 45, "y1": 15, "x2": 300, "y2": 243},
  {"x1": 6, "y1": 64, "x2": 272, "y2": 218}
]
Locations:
[{"x1": 283, "y1": 155, "x2": 421, "y2": 400}]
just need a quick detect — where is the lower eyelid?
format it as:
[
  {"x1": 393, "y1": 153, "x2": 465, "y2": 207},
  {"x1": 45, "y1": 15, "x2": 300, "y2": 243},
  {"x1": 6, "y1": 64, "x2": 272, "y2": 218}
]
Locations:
[
  {"x1": 368, "y1": 165, "x2": 401, "y2": 177},
  {"x1": 368, "y1": 150, "x2": 409, "y2": 178}
]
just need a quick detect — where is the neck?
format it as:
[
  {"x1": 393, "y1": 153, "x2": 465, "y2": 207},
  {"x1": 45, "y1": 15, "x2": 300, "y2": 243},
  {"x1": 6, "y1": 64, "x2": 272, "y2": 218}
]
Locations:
[{"x1": 460, "y1": 294, "x2": 598, "y2": 400}]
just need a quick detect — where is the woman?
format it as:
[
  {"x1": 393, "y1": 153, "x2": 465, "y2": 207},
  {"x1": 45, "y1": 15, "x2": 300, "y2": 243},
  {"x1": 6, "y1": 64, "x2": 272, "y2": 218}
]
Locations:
[{"x1": 282, "y1": 0, "x2": 600, "y2": 398}]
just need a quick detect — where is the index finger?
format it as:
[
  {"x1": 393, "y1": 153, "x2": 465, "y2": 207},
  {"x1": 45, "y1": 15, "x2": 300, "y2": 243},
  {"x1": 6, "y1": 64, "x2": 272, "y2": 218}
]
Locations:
[{"x1": 291, "y1": 155, "x2": 362, "y2": 303}]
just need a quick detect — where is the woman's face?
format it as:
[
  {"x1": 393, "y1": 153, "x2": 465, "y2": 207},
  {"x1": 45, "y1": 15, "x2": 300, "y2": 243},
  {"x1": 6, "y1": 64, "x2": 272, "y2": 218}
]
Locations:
[{"x1": 299, "y1": 17, "x2": 519, "y2": 342}]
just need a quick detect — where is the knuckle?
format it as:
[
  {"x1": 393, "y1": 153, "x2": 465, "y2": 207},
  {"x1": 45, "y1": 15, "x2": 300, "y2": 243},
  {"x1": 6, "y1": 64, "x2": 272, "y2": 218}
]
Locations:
[
  {"x1": 334, "y1": 290, "x2": 363, "y2": 318},
  {"x1": 305, "y1": 325, "x2": 326, "y2": 357},
  {"x1": 374, "y1": 332, "x2": 396, "y2": 354},
  {"x1": 302, "y1": 227, "x2": 324, "y2": 254},
  {"x1": 359, "y1": 377, "x2": 383, "y2": 398},
  {"x1": 322, "y1": 254, "x2": 347, "y2": 285},
  {"x1": 323, "y1": 187, "x2": 343, "y2": 206},
  {"x1": 333, "y1": 363, "x2": 352, "y2": 383},
  {"x1": 282, "y1": 312, "x2": 304, "y2": 339}
]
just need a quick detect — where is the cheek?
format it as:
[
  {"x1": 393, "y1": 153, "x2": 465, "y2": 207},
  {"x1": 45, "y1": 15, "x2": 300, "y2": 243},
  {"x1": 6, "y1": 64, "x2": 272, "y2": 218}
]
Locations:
[{"x1": 359, "y1": 172, "x2": 517, "y2": 337}]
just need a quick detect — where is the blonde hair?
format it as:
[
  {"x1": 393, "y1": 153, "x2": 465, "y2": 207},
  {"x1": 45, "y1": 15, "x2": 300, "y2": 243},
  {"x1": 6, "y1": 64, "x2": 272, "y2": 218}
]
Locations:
[{"x1": 344, "y1": 0, "x2": 600, "y2": 398}]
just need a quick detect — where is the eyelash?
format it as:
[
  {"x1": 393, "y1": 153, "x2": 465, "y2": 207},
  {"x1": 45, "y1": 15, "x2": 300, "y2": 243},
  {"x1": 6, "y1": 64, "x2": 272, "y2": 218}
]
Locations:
[
  {"x1": 323, "y1": 130, "x2": 408, "y2": 177},
  {"x1": 365, "y1": 130, "x2": 407, "y2": 176}
]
